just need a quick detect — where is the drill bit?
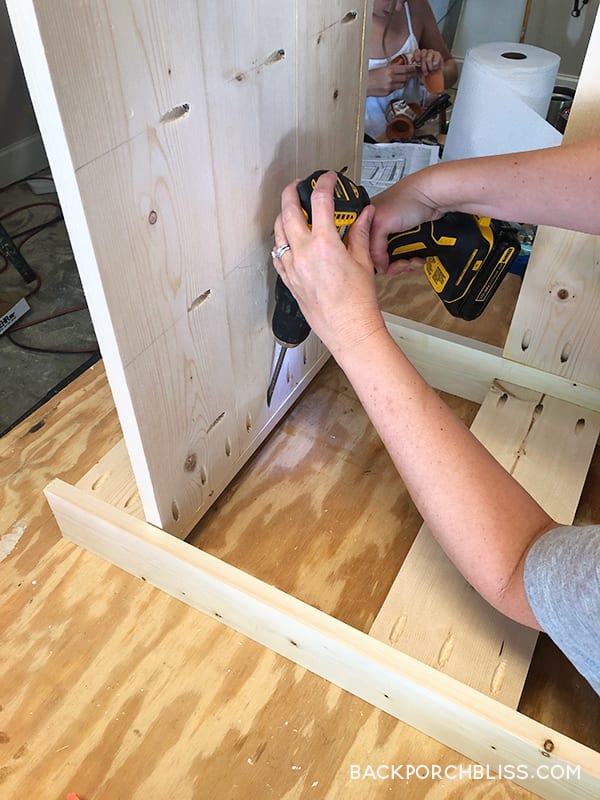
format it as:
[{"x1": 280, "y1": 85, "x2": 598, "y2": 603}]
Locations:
[{"x1": 266, "y1": 344, "x2": 287, "y2": 407}]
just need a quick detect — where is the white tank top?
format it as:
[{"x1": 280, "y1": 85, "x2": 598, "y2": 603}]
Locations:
[{"x1": 368, "y1": 3, "x2": 419, "y2": 70}]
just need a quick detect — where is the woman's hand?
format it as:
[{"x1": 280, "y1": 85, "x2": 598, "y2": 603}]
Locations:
[
  {"x1": 412, "y1": 48, "x2": 444, "y2": 77},
  {"x1": 367, "y1": 61, "x2": 418, "y2": 97},
  {"x1": 370, "y1": 170, "x2": 446, "y2": 273},
  {"x1": 272, "y1": 172, "x2": 386, "y2": 359}
]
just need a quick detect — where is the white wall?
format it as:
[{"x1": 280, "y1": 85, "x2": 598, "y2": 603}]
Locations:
[
  {"x1": 452, "y1": 0, "x2": 528, "y2": 59},
  {"x1": 451, "y1": 0, "x2": 598, "y2": 84},
  {"x1": 525, "y1": 0, "x2": 599, "y2": 78},
  {"x1": 0, "y1": 0, "x2": 47, "y2": 187}
]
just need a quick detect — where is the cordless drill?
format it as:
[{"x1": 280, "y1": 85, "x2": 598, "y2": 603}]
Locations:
[
  {"x1": 267, "y1": 171, "x2": 370, "y2": 405},
  {"x1": 266, "y1": 170, "x2": 520, "y2": 405}
]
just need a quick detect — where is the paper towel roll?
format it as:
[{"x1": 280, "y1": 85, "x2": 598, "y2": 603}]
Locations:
[{"x1": 443, "y1": 42, "x2": 563, "y2": 162}]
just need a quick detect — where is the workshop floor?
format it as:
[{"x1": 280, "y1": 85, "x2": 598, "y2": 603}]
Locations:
[{"x1": 0, "y1": 172, "x2": 99, "y2": 437}]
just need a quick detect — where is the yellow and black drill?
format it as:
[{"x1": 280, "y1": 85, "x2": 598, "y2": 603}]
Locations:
[{"x1": 267, "y1": 170, "x2": 520, "y2": 405}]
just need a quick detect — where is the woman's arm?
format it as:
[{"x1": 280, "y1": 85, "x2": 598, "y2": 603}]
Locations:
[
  {"x1": 412, "y1": 0, "x2": 458, "y2": 89},
  {"x1": 370, "y1": 138, "x2": 600, "y2": 271},
  {"x1": 274, "y1": 172, "x2": 558, "y2": 628}
]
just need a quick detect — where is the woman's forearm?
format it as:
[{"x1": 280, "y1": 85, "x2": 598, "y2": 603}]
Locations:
[
  {"x1": 333, "y1": 327, "x2": 556, "y2": 627},
  {"x1": 416, "y1": 139, "x2": 600, "y2": 233}
]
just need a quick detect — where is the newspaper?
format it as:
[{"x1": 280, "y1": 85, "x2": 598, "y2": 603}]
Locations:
[{"x1": 361, "y1": 141, "x2": 440, "y2": 197}]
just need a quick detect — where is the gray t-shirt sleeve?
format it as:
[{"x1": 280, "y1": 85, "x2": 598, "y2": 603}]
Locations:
[{"x1": 523, "y1": 525, "x2": 600, "y2": 696}]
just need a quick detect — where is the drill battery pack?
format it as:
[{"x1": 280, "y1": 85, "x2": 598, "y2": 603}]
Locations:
[{"x1": 387, "y1": 212, "x2": 521, "y2": 321}]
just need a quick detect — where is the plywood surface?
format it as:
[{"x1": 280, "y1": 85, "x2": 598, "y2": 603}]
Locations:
[{"x1": 5, "y1": 353, "x2": 599, "y2": 799}]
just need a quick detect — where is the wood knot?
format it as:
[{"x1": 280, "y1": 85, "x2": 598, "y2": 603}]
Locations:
[{"x1": 184, "y1": 453, "x2": 197, "y2": 472}]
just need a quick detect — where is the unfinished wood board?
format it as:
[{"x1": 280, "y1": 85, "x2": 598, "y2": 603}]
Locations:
[
  {"x1": 371, "y1": 381, "x2": 600, "y2": 707},
  {"x1": 6, "y1": 1, "x2": 369, "y2": 536},
  {"x1": 503, "y1": 6, "x2": 600, "y2": 386},
  {"x1": 383, "y1": 313, "x2": 600, "y2": 411},
  {"x1": 44, "y1": 480, "x2": 600, "y2": 800}
]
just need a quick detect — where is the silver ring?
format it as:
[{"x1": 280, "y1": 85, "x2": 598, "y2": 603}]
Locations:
[{"x1": 271, "y1": 244, "x2": 291, "y2": 259}]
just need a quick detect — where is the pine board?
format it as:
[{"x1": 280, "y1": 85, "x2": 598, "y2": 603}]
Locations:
[
  {"x1": 503, "y1": 8, "x2": 600, "y2": 386},
  {"x1": 6, "y1": 0, "x2": 369, "y2": 536}
]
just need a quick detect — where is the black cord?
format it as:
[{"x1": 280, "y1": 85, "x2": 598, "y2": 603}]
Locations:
[
  {"x1": 11, "y1": 213, "x2": 64, "y2": 240},
  {"x1": 6, "y1": 330, "x2": 99, "y2": 356}
]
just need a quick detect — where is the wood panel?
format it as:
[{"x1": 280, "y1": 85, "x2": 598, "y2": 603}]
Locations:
[
  {"x1": 6, "y1": 0, "x2": 369, "y2": 536},
  {"x1": 503, "y1": 7, "x2": 600, "y2": 386}
]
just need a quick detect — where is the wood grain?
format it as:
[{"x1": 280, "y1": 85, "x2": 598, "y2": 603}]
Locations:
[
  {"x1": 3, "y1": 359, "x2": 600, "y2": 798},
  {"x1": 503, "y1": 8, "x2": 600, "y2": 386},
  {"x1": 7, "y1": 0, "x2": 368, "y2": 536},
  {"x1": 370, "y1": 382, "x2": 600, "y2": 707},
  {"x1": 45, "y1": 476, "x2": 600, "y2": 800}
]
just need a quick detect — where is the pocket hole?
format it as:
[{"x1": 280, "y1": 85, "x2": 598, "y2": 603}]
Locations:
[
  {"x1": 171, "y1": 500, "x2": 180, "y2": 521},
  {"x1": 200, "y1": 466, "x2": 208, "y2": 485},
  {"x1": 265, "y1": 48, "x2": 286, "y2": 64},
  {"x1": 91, "y1": 472, "x2": 110, "y2": 491},
  {"x1": 246, "y1": 412, "x2": 253, "y2": 433},
  {"x1": 160, "y1": 103, "x2": 190, "y2": 123},
  {"x1": 188, "y1": 289, "x2": 211, "y2": 312},
  {"x1": 560, "y1": 342, "x2": 571, "y2": 363},
  {"x1": 124, "y1": 492, "x2": 139, "y2": 509},
  {"x1": 575, "y1": 418, "x2": 586, "y2": 434},
  {"x1": 497, "y1": 392, "x2": 508, "y2": 407},
  {"x1": 342, "y1": 10, "x2": 358, "y2": 23},
  {"x1": 521, "y1": 329, "x2": 532, "y2": 351},
  {"x1": 225, "y1": 437, "x2": 232, "y2": 457}
]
